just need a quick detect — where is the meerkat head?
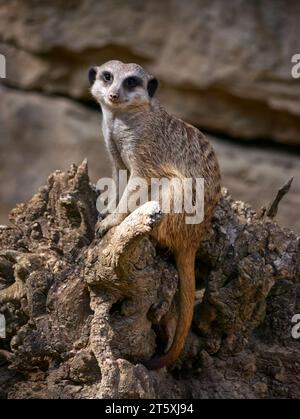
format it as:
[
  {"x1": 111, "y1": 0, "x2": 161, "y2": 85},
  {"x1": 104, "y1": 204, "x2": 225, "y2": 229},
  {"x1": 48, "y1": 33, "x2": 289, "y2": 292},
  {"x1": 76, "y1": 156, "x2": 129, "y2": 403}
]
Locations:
[{"x1": 88, "y1": 60, "x2": 158, "y2": 111}]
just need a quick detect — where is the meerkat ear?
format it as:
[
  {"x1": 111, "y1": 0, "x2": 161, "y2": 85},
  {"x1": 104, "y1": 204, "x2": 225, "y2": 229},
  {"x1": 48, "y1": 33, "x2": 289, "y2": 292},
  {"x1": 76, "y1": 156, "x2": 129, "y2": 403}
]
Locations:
[
  {"x1": 88, "y1": 67, "x2": 97, "y2": 86},
  {"x1": 147, "y1": 77, "x2": 158, "y2": 97}
]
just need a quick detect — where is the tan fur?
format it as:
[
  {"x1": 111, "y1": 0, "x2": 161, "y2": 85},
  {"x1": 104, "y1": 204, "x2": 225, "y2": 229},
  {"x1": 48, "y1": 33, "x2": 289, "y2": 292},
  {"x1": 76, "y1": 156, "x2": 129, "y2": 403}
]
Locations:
[{"x1": 89, "y1": 60, "x2": 221, "y2": 369}]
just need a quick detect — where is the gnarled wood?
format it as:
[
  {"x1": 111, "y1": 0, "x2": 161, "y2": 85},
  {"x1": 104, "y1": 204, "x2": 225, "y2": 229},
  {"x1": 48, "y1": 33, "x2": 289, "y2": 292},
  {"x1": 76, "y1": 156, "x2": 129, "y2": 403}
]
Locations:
[{"x1": 0, "y1": 162, "x2": 299, "y2": 399}]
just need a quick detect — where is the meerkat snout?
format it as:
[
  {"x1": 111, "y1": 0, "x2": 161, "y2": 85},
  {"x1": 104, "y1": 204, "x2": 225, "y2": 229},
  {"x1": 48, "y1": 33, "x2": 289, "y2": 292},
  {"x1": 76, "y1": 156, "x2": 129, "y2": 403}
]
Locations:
[
  {"x1": 88, "y1": 60, "x2": 158, "y2": 110},
  {"x1": 108, "y1": 91, "x2": 120, "y2": 102}
]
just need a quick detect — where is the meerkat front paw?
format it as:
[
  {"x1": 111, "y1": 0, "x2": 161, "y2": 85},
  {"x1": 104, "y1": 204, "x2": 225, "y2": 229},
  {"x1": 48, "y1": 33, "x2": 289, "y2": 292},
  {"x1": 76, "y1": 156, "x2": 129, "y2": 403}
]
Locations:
[
  {"x1": 95, "y1": 219, "x2": 111, "y2": 238},
  {"x1": 95, "y1": 214, "x2": 123, "y2": 238}
]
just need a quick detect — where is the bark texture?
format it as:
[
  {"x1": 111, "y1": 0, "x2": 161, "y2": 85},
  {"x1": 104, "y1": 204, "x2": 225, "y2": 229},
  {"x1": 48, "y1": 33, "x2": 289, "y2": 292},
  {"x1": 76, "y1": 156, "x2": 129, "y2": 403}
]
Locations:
[{"x1": 0, "y1": 161, "x2": 299, "y2": 399}]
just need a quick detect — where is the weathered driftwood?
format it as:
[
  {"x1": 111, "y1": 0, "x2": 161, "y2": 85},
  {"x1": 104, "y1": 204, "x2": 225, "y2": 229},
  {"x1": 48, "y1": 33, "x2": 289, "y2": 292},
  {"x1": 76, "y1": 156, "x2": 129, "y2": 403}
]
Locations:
[{"x1": 0, "y1": 161, "x2": 299, "y2": 399}]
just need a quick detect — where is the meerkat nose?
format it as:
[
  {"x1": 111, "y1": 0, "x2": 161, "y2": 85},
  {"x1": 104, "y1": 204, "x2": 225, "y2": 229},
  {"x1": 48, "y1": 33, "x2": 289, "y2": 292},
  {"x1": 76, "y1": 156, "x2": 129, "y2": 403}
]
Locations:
[{"x1": 109, "y1": 92, "x2": 120, "y2": 102}]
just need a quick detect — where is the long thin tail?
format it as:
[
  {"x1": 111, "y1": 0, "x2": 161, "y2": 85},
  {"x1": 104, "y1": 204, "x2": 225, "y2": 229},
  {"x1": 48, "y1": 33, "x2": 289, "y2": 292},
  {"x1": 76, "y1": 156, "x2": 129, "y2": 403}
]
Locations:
[{"x1": 144, "y1": 249, "x2": 196, "y2": 370}]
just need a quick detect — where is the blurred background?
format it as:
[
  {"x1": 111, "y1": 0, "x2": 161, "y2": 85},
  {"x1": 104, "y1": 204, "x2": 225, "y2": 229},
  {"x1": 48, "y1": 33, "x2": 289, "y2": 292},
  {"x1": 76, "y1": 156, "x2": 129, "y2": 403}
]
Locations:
[{"x1": 0, "y1": 0, "x2": 299, "y2": 230}]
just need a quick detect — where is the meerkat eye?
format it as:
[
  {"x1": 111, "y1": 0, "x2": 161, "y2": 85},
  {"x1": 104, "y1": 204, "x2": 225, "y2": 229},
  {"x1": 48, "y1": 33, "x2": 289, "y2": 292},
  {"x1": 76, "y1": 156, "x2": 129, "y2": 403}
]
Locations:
[
  {"x1": 102, "y1": 71, "x2": 113, "y2": 82},
  {"x1": 124, "y1": 76, "x2": 142, "y2": 89}
]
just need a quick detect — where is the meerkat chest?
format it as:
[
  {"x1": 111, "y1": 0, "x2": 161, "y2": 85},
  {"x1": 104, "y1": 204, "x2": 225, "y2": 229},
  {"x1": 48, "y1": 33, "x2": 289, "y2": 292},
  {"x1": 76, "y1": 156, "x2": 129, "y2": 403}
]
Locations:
[{"x1": 104, "y1": 116, "x2": 140, "y2": 168}]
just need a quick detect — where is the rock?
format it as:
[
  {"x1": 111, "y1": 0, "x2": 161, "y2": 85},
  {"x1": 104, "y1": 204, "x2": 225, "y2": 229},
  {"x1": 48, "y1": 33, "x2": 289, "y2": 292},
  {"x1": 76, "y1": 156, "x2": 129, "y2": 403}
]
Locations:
[
  {"x1": 0, "y1": 0, "x2": 299, "y2": 233},
  {"x1": 210, "y1": 136, "x2": 300, "y2": 232},
  {"x1": 1, "y1": 0, "x2": 300, "y2": 143},
  {"x1": 0, "y1": 85, "x2": 110, "y2": 224}
]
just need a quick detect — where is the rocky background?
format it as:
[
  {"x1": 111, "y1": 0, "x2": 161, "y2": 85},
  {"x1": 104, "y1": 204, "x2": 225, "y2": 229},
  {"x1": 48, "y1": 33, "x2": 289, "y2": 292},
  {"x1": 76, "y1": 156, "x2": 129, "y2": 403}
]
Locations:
[{"x1": 0, "y1": 0, "x2": 300, "y2": 231}]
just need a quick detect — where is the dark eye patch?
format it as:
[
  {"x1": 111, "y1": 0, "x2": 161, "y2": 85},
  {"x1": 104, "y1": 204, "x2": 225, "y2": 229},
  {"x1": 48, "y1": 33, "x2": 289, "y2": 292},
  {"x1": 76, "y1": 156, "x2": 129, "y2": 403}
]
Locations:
[
  {"x1": 102, "y1": 71, "x2": 113, "y2": 82},
  {"x1": 123, "y1": 76, "x2": 143, "y2": 89}
]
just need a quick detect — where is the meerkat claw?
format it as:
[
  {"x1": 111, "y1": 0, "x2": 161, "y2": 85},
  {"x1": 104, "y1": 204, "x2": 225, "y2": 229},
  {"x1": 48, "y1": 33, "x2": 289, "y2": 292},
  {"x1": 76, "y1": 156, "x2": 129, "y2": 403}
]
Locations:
[{"x1": 95, "y1": 220, "x2": 109, "y2": 238}]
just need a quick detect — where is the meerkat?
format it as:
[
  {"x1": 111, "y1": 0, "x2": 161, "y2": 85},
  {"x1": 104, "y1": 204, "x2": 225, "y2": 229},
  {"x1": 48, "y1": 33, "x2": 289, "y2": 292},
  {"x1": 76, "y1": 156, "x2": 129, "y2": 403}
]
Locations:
[{"x1": 88, "y1": 60, "x2": 221, "y2": 370}]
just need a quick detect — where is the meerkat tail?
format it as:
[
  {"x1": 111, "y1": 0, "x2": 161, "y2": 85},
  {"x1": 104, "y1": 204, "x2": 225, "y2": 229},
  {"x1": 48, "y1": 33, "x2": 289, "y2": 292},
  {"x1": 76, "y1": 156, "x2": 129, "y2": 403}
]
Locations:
[{"x1": 144, "y1": 248, "x2": 196, "y2": 370}]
